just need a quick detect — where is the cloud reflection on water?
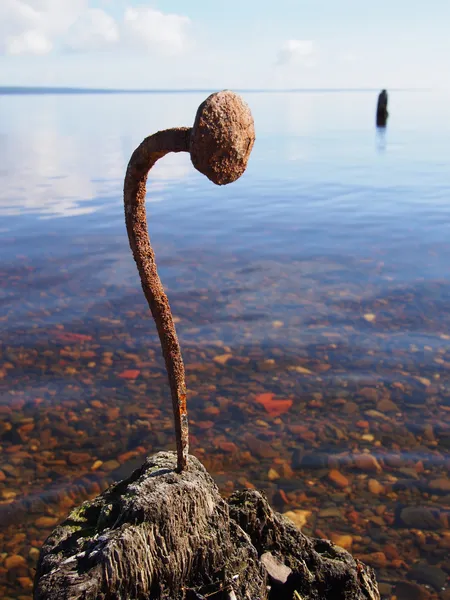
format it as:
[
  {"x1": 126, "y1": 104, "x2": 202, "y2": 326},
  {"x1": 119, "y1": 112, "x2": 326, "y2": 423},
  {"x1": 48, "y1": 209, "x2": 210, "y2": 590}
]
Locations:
[{"x1": 0, "y1": 97, "x2": 193, "y2": 221}]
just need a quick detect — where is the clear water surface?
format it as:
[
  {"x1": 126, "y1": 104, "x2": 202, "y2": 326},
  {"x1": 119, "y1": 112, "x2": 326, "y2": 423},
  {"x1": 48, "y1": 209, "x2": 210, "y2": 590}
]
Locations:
[{"x1": 1, "y1": 89, "x2": 450, "y2": 599}]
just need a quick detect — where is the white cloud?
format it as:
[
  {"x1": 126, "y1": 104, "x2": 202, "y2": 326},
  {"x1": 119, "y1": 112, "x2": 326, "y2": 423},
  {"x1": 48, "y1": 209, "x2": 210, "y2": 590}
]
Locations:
[
  {"x1": 7, "y1": 30, "x2": 52, "y2": 55},
  {"x1": 0, "y1": 2, "x2": 190, "y2": 56},
  {"x1": 65, "y1": 8, "x2": 119, "y2": 52},
  {"x1": 123, "y1": 7, "x2": 190, "y2": 55},
  {"x1": 0, "y1": 0, "x2": 87, "y2": 55},
  {"x1": 276, "y1": 39, "x2": 316, "y2": 67}
]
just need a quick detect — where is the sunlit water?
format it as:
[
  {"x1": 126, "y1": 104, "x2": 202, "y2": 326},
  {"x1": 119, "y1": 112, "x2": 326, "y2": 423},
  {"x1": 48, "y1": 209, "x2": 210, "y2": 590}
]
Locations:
[{"x1": 1, "y1": 90, "x2": 450, "y2": 599}]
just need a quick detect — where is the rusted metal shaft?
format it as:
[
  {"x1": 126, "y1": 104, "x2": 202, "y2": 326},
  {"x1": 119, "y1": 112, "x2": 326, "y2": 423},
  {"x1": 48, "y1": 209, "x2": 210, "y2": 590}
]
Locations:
[{"x1": 123, "y1": 91, "x2": 255, "y2": 471}]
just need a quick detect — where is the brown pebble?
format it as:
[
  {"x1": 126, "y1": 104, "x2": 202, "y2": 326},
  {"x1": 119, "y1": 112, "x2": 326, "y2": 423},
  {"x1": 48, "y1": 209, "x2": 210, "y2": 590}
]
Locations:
[
  {"x1": 357, "y1": 551, "x2": 387, "y2": 568},
  {"x1": 68, "y1": 452, "x2": 91, "y2": 465},
  {"x1": 343, "y1": 401, "x2": 359, "y2": 414},
  {"x1": 384, "y1": 544, "x2": 399, "y2": 560},
  {"x1": 102, "y1": 460, "x2": 120, "y2": 472},
  {"x1": 0, "y1": 470, "x2": 5, "y2": 482},
  {"x1": 283, "y1": 510, "x2": 312, "y2": 529},
  {"x1": 91, "y1": 460, "x2": 103, "y2": 471},
  {"x1": 439, "y1": 532, "x2": 450, "y2": 549},
  {"x1": 281, "y1": 461, "x2": 294, "y2": 478},
  {"x1": 213, "y1": 353, "x2": 233, "y2": 365},
  {"x1": 4, "y1": 554, "x2": 26, "y2": 570},
  {"x1": 376, "y1": 398, "x2": 399, "y2": 412},
  {"x1": 353, "y1": 453, "x2": 382, "y2": 473},
  {"x1": 328, "y1": 469, "x2": 349, "y2": 489},
  {"x1": 29, "y1": 547, "x2": 40, "y2": 562},
  {"x1": 59, "y1": 496, "x2": 75, "y2": 510},
  {"x1": 35, "y1": 516, "x2": 59, "y2": 528},
  {"x1": 217, "y1": 441, "x2": 238, "y2": 453},
  {"x1": 17, "y1": 577, "x2": 33, "y2": 590},
  {"x1": 377, "y1": 583, "x2": 393, "y2": 597},
  {"x1": 428, "y1": 477, "x2": 450, "y2": 493},
  {"x1": 268, "y1": 468, "x2": 280, "y2": 481},
  {"x1": 359, "y1": 387, "x2": 378, "y2": 402},
  {"x1": 117, "y1": 451, "x2": 139, "y2": 463},
  {"x1": 330, "y1": 533, "x2": 353, "y2": 551},
  {"x1": 196, "y1": 420, "x2": 214, "y2": 430},
  {"x1": 203, "y1": 406, "x2": 220, "y2": 416},
  {"x1": 384, "y1": 454, "x2": 403, "y2": 468},
  {"x1": 368, "y1": 479, "x2": 385, "y2": 495},
  {"x1": 107, "y1": 407, "x2": 120, "y2": 420},
  {"x1": 244, "y1": 434, "x2": 277, "y2": 459}
]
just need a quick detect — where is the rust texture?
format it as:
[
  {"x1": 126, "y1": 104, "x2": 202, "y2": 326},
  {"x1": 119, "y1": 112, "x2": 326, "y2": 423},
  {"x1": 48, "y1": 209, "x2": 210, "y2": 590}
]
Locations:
[
  {"x1": 123, "y1": 92, "x2": 255, "y2": 471},
  {"x1": 191, "y1": 90, "x2": 256, "y2": 185}
]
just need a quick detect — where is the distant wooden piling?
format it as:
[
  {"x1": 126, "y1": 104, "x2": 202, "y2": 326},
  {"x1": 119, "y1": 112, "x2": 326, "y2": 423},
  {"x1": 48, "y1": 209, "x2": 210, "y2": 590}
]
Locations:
[{"x1": 376, "y1": 89, "x2": 388, "y2": 127}]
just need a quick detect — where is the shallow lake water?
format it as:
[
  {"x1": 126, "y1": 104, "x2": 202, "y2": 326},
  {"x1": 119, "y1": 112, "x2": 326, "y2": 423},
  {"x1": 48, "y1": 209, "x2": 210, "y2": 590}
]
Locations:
[{"x1": 1, "y1": 89, "x2": 450, "y2": 599}]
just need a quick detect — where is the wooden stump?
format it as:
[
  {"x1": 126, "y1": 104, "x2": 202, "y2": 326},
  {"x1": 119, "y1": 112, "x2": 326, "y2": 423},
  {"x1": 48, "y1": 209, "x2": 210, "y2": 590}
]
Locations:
[{"x1": 34, "y1": 452, "x2": 380, "y2": 600}]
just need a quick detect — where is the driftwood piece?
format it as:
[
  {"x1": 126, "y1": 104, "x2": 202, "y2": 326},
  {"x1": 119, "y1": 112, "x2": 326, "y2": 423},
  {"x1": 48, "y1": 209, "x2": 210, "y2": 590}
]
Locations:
[{"x1": 34, "y1": 452, "x2": 380, "y2": 600}]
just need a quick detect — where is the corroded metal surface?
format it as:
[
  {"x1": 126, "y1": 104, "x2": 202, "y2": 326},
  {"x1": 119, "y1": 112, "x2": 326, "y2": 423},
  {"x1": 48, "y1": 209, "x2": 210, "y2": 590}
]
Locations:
[{"x1": 123, "y1": 92, "x2": 255, "y2": 471}]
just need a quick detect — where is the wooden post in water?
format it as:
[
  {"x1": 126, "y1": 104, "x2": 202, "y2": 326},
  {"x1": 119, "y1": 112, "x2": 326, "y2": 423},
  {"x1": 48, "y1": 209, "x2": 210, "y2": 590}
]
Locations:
[{"x1": 376, "y1": 89, "x2": 389, "y2": 127}]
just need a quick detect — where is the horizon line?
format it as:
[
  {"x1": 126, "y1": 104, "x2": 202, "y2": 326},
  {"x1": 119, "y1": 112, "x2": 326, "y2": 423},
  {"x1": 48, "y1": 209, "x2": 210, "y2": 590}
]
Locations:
[{"x1": 0, "y1": 85, "x2": 432, "y2": 96}]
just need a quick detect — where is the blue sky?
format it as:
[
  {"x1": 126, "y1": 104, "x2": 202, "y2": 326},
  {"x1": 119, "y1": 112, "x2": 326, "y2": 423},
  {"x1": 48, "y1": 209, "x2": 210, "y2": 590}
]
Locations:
[{"x1": 0, "y1": 0, "x2": 448, "y2": 89}]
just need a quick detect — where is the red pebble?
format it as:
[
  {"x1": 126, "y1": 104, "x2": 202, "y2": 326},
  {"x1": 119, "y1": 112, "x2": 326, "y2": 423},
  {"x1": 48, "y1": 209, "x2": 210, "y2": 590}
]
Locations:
[{"x1": 118, "y1": 370, "x2": 140, "y2": 380}]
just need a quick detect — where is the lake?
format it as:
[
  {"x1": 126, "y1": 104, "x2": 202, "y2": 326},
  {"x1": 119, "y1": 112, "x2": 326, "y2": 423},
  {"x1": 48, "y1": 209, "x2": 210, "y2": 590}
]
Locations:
[{"x1": 1, "y1": 89, "x2": 450, "y2": 599}]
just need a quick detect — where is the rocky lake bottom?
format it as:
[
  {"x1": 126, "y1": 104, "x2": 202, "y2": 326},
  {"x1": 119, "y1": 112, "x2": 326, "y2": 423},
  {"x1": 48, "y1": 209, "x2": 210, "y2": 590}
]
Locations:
[{"x1": 1, "y1": 89, "x2": 450, "y2": 598}]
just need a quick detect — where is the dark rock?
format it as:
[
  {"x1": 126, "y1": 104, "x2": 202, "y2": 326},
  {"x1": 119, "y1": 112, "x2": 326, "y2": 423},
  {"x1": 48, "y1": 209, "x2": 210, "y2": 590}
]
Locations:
[
  {"x1": 294, "y1": 451, "x2": 329, "y2": 470},
  {"x1": 403, "y1": 393, "x2": 426, "y2": 407},
  {"x1": 291, "y1": 448, "x2": 304, "y2": 469},
  {"x1": 408, "y1": 561, "x2": 448, "y2": 591},
  {"x1": 367, "y1": 526, "x2": 388, "y2": 544},
  {"x1": 398, "y1": 506, "x2": 443, "y2": 530},
  {"x1": 384, "y1": 454, "x2": 403, "y2": 468},
  {"x1": 244, "y1": 433, "x2": 277, "y2": 458},
  {"x1": 395, "y1": 580, "x2": 431, "y2": 600},
  {"x1": 34, "y1": 451, "x2": 380, "y2": 600},
  {"x1": 393, "y1": 479, "x2": 420, "y2": 492},
  {"x1": 437, "y1": 432, "x2": 450, "y2": 450},
  {"x1": 0, "y1": 426, "x2": 23, "y2": 445}
]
